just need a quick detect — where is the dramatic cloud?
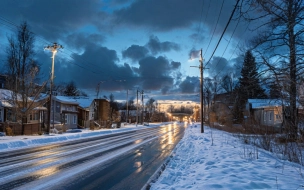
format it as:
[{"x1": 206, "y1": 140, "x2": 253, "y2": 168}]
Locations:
[
  {"x1": 178, "y1": 76, "x2": 200, "y2": 93},
  {"x1": 138, "y1": 56, "x2": 177, "y2": 91},
  {"x1": 66, "y1": 33, "x2": 105, "y2": 50},
  {"x1": 115, "y1": 0, "x2": 241, "y2": 33},
  {"x1": 188, "y1": 49, "x2": 201, "y2": 60},
  {"x1": 205, "y1": 56, "x2": 232, "y2": 77},
  {"x1": 171, "y1": 61, "x2": 181, "y2": 70},
  {"x1": 114, "y1": 0, "x2": 202, "y2": 30},
  {"x1": 0, "y1": 0, "x2": 105, "y2": 40},
  {"x1": 40, "y1": 44, "x2": 139, "y2": 91},
  {"x1": 122, "y1": 45, "x2": 149, "y2": 62},
  {"x1": 0, "y1": 0, "x2": 254, "y2": 99},
  {"x1": 205, "y1": 55, "x2": 244, "y2": 79},
  {"x1": 146, "y1": 35, "x2": 180, "y2": 54}
]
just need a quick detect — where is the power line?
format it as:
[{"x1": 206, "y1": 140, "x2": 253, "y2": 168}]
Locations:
[
  {"x1": 204, "y1": 0, "x2": 225, "y2": 57},
  {"x1": 192, "y1": 0, "x2": 206, "y2": 46},
  {"x1": 212, "y1": 16, "x2": 242, "y2": 76},
  {"x1": 214, "y1": 22, "x2": 250, "y2": 78},
  {"x1": 205, "y1": 0, "x2": 241, "y2": 68}
]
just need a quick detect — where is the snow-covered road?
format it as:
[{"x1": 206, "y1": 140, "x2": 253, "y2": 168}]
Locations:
[{"x1": 0, "y1": 122, "x2": 185, "y2": 190}]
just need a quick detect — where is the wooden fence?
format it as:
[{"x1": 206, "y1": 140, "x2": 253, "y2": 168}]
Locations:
[{"x1": 0, "y1": 122, "x2": 42, "y2": 136}]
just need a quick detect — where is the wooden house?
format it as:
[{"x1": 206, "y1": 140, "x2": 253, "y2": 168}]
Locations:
[
  {"x1": 245, "y1": 99, "x2": 283, "y2": 129},
  {"x1": 49, "y1": 96, "x2": 79, "y2": 129}
]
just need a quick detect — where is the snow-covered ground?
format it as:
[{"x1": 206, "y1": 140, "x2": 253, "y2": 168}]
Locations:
[
  {"x1": 1, "y1": 122, "x2": 304, "y2": 189},
  {"x1": 0, "y1": 123, "x2": 164, "y2": 151},
  {"x1": 150, "y1": 124, "x2": 304, "y2": 189}
]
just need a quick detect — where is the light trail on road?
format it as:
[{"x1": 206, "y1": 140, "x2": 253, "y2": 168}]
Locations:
[{"x1": 0, "y1": 123, "x2": 187, "y2": 190}]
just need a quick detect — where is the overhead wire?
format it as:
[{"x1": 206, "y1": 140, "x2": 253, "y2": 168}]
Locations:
[
  {"x1": 214, "y1": 22, "x2": 250, "y2": 78},
  {"x1": 204, "y1": 0, "x2": 225, "y2": 57},
  {"x1": 212, "y1": 15, "x2": 242, "y2": 77},
  {"x1": 204, "y1": 0, "x2": 241, "y2": 68},
  {"x1": 192, "y1": 0, "x2": 206, "y2": 46}
]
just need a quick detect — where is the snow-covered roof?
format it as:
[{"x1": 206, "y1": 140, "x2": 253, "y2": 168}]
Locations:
[
  {"x1": 30, "y1": 93, "x2": 49, "y2": 102},
  {"x1": 0, "y1": 100, "x2": 13, "y2": 108},
  {"x1": 248, "y1": 99, "x2": 282, "y2": 109},
  {"x1": 0, "y1": 89, "x2": 25, "y2": 101},
  {"x1": 248, "y1": 99, "x2": 303, "y2": 109},
  {"x1": 53, "y1": 96, "x2": 80, "y2": 105},
  {"x1": 157, "y1": 100, "x2": 200, "y2": 104},
  {"x1": 72, "y1": 97, "x2": 94, "y2": 108},
  {"x1": 53, "y1": 96, "x2": 107, "y2": 108},
  {"x1": 0, "y1": 89, "x2": 32, "y2": 107}
]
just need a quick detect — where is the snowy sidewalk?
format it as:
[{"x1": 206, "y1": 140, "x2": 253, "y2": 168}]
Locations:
[{"x1": 150, "y1": 124, "x2": 304, "y2": 190}]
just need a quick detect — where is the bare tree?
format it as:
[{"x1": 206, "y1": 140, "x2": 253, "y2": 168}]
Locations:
[
  {"x1": 239, "y1": 0, "x2": 304, "y2": 137},
  {"x1": 4, "y1": 22, "x2": 46, "y2": 134},
  {"x1": 63, "y1": 81, "x2": 79, "y2": 96},
  {"x1": 221, "y1": 74, "x2": 237, "y2": 93}
]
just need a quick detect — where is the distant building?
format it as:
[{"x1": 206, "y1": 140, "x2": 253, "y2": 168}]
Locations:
[
  {"x1": 156, "y1": 100, "x2": 200, "y2": 122},
  {"x1": 245, "y1": 99, "x2": 283, "y2": 130}
]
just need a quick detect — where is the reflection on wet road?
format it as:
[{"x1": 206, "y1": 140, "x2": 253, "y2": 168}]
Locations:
[{"x1": 0, "y1": 123, "x2": 186, "y2": 190}]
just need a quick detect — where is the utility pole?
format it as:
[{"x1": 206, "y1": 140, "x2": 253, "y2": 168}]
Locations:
[
  {"x1": 199, "y1": 49, "x2": 204, "y2": 133},
  {"x1": 136, "y1": 89, "x2": 139, "y2": 125},
  {"x1": 141, "y1": 90, "x2": 144, "y2": 124},
  {"x1": 190, "y1": 49, "x2": 204, "y2": 133},
  {"x1": 44, "y1": 43, "x2": 63, "y2": 134},
  {"x1": 126, "y1": 89, "x2": 129, "y2": 123}
]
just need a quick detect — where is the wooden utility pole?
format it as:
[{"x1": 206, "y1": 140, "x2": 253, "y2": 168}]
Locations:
[
  {"x1": 199, "y1": 49, "x2": 204, "y2": 133},
  {"x1": 190, "y1": 49, "x2": 204, "y2": 133},
  {"x1": 141, "y1": 90, "x2": 144, "y2": 124},
  {"x1": 44, "y1": 43, "x2": 63, "y2": 134},
  {"x1": 136, "y1": 89, "x2": 139, "y2": 125}
]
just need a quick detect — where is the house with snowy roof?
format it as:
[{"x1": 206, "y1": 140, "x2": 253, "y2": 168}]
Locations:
[
  {"x1": 245, "y1": 99, "x2": 284, "y2": 130},
  {"x1": 0, "y1": 89, "x2": 48, "y2": 134},
  {"x1": 47, "y1": 96, "x2": 80, "y2": 129},
  {"x1": 49, "y1": 96, "x2": 110, "y2": 129}
]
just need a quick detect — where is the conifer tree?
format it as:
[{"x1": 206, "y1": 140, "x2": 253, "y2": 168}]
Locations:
[
  {"x1": 239, "y1": 51, "x2": 266, "y2": 99},
  {"x1": 233, "y1": 51, "x2": 266, "y2": 123}
]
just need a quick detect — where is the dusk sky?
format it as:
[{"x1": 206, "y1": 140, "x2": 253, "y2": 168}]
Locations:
[{"x1": 0, "y1": 0, "x2": 251, "y2": 101}]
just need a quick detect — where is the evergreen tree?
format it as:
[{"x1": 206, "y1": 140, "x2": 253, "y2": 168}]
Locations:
[
  {"x1": 239, "y1": 51, "x2": 266, "y2": 99},
  {"x1": 233, "y1": 51, "x2": 266, "y2": 123}
]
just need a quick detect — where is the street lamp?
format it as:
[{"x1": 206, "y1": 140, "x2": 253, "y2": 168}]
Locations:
[{"x1": 44, "y1": 43, "x2": 63, "y2": 134}]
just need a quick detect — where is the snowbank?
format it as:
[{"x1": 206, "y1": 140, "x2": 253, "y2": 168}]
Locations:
[
  {"x1": 150, "y1": 124, "x2": 304, "y2": 189},
  {"x1": 0, "y1": 123, "x2": 164, "y2": 151}
]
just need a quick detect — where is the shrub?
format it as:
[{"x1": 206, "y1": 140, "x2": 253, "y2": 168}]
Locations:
[{"x1": 5, "y1": 127, "x2": 13, "y2": 136}]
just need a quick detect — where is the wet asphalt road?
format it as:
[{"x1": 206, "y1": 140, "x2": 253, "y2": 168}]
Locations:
[{"x1": 0, "y1": 123, "x2": 186, "y2": 190}]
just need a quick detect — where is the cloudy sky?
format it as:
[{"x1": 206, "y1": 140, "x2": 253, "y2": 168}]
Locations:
[{"x1": 0, "y1": 0, "x2": 250, "y2": 101}]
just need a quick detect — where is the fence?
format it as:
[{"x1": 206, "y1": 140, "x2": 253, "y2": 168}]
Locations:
[{"x1": 0, "y1": 122, "x2": 42, "y2": 136}]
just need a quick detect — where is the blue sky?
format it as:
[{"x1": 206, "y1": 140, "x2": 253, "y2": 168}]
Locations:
[{"x1": 0, "y1": 0, "x2": 250, "y2": 101}]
